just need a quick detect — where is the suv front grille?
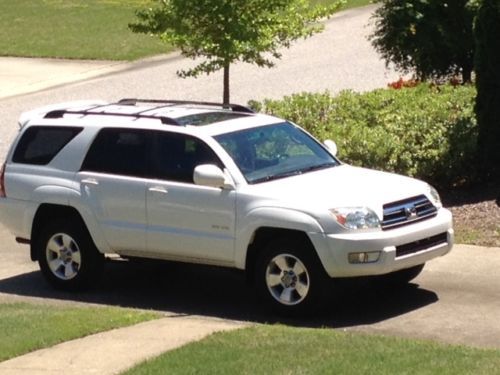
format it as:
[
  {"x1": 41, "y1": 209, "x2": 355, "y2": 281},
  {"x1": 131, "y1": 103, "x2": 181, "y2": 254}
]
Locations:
[
  {"x1": 382, "y1": 195, "x2": 437, "y2": 230},
  {"x1": 396, "y1": 232, "x2": 448, "y2": 258}
]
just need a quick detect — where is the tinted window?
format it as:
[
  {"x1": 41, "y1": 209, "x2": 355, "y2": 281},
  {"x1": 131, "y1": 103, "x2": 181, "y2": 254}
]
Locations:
[
  {"x1": 176, "y1": 112, "x2": 249, "y2": 126},
  {"x1": 152, "y1": 133, "x2": 222, "y2": 183},
  {"x1": 13, "y1": 126, "x2": 82, "y2": 165},
  {"x1": 81, "y1": 128, "x2": 149, "y2": 177}
]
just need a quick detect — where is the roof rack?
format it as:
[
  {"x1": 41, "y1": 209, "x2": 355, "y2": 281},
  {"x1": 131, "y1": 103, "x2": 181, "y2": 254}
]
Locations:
[
  {"x1": 117, "y1": 98, "x2": 255, "y2": 114},
  {"x1": 44, "y1": 109, "x2": 180, "y2": 126}
]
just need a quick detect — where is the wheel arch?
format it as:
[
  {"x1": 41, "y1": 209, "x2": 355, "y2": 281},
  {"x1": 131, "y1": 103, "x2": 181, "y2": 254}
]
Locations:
[
  {"x1": 30, "y1": 204, "x2": 98, "y2": 261},
  {"x1": 245, "y1": 227, "x2": 322, "y2": 284}
]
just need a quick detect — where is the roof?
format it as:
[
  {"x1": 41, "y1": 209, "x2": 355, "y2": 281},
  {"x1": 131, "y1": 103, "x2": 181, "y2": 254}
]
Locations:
[
  {"x1": 43, "y1": 99, "x2": 255, "y2": 126},
  {"x1": 19, "y1": 98, "x2": 284, "y2": 136}
]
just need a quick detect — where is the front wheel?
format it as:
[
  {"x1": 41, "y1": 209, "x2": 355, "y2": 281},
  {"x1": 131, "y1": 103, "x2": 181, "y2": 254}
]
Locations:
[
  {"x1": 36, "y1": 219, "x2": 104, "y2": 291},
  {"x1": 255, "y1": 238, "x2": 329, "y2": 316}
]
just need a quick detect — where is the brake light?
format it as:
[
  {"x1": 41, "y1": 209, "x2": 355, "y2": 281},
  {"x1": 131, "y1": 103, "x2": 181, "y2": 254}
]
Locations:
[{"x1": 0, "y1": 163, "x2": 6, "y2": 197}]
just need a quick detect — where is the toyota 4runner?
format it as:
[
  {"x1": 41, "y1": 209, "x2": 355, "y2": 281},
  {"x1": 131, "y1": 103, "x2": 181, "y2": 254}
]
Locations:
[{"x1": 0, "y1": 99, "x2": 453, "y2": 314}]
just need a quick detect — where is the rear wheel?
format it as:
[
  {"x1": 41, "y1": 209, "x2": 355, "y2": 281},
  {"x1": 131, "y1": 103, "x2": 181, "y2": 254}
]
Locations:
[
  {"x1": 36, "y1": 219, "x2": 104, "y2": 291},
  {"x1": 256, "y1": 238, "x2": 329, "y2": 316}
]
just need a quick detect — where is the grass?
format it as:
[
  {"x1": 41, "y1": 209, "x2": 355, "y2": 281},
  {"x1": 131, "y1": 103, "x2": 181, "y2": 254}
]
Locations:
[
  {"x1": 0, "y1": 302, "x2": 159, "y2": 362},
  {"x1": 455, "y1": 228, "x2": 481, "y2": 245},
  {"x1": 0, "y1": 0, "x2": 169, "y2": 60},
  {"x1": 124, "y1": 325, "x2": 500, "y2": 374},
  {"x1": 0, "y1": 0, "x2": 372, "y2": 61}
]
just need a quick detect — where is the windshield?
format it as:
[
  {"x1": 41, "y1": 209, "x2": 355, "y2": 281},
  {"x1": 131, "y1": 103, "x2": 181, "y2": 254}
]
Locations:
[{"x1": 215, "y1": 122, "x2": 339, "y2": 184}]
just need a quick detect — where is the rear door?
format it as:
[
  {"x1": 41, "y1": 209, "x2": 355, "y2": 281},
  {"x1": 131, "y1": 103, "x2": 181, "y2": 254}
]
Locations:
[{"x1": 79, "y1": 128, "x2": 150, "y2": 252}]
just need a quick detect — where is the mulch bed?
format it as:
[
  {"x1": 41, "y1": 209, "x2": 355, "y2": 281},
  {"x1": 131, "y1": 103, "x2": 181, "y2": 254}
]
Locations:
[{"x1": 443, "y1": 184, "x2": 500, "y2": 247}]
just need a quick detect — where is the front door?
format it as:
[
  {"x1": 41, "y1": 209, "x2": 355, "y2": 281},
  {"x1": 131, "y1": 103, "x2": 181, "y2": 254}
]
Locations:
[{"x1": 146, "y1": 132, "x2": 236, "y2": 263}]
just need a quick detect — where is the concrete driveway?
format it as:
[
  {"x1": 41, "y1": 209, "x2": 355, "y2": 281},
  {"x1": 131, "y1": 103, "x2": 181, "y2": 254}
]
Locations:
[{"x1": 0, "y1": 224, "x2": 499, "y2": 350}]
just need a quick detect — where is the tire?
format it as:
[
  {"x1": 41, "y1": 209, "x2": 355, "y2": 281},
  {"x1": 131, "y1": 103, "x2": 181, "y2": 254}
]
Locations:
[
  {"x1": 382, "y1": 263, "x2": 425, "y2": 286},
  {"x1": 255, "y1": 237, "x2": 329, "y2": 316},
  {"x1": 35, "y1": 219, "x2": 104, "y2": 291}
]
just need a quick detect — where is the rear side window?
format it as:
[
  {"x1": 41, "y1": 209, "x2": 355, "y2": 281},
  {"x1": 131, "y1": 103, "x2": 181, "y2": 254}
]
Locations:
[
  {"x1": 12, "y1": 126, "x2": 83, "y2": 165},
  {"x1": 81, "y1": 128, "x2": 150, "y2": 177}
]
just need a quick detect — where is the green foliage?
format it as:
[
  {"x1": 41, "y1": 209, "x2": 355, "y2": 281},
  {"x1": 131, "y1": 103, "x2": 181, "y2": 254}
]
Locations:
[
  {"x1": 474, "y1": 0, "x2": 500, "y2": 182},
  {"x1": 255, "y1": 85, "x2": 477, "y2": 188},
  {"x1": 370, "y1": 0, "x2": 478, "y2": 83},
  {"x1": 125, "y1": 325, "x2": 500, "y2": 375},
  {"x1": 130, "y1": 0, "x2": 343, "y2": 103},
  {"x1": 0, "y1": 303, "x2": 158, "y2": 361}
]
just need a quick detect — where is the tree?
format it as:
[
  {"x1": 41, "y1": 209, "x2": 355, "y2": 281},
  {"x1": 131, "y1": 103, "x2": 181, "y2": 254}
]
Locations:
[
  {"x1": 474, "y1": 0, "x2": 500, "y2": 181},
  {"x1": 370, "y1": 0, "x2": 478, "y2": 83},
  {"x1": 130, "y1": 0, "x2": 342, "y2": 104}
]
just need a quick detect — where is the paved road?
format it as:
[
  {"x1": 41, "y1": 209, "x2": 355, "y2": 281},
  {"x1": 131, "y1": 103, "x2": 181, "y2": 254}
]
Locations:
[{"x1": 1, "y1": 4, "x2": 499, "y2": 352}]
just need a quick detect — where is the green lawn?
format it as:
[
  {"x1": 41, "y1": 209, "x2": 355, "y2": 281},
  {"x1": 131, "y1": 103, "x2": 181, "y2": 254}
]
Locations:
[
  {"x1": 0, "y1": 0, "x2": 372, "y2": 61},
  {"x1": 124, "y1": 325, "x2": 500, "y2": 375},
  {"x1": 0, "y1": 0, "x2": 168, "y2": 60},
  {"x1": 0, "y1": 302, "x2": 159, "y2": 362}
]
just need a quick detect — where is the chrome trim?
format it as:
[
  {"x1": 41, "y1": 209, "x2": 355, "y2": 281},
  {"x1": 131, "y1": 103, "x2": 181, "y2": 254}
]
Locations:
[{"x1": 382, "y1": 195, "x2": 437, "y2": 230}]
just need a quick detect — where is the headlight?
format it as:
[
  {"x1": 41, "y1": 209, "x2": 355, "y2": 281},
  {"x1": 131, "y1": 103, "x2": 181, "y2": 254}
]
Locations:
[
  {"x1": 428, "y1": 185, "x2": 442, "y2": 208},
  {"x1": 329, "y1": 207, "x2": 381, "y2": 230}
]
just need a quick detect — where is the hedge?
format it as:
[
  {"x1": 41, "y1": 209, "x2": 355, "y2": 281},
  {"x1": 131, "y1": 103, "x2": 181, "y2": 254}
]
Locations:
[{"x1": 250, "y1": 84, "x2": 477, "y2": 188}]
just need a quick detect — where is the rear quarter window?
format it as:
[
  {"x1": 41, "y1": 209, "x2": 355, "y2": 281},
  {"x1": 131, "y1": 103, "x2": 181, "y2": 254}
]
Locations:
[{"x1": 12, "y1": 126, "x2": 83, "y2": 165}]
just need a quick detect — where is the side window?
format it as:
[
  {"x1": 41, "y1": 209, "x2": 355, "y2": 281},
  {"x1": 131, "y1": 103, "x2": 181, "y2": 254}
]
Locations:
[
  {"x1": 12, "y1": 126, "x2": 83, "y2": 165},
  {"x1": 81, "y1": 128, "x2": 149, "y2": 177},
  {"x1": 152, "y1": 132, "x2": 222, "y2": 183}
]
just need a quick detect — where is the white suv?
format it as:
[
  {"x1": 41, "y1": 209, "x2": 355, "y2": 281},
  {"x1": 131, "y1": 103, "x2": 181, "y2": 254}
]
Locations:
[{"x1": 0, "y1": 99, "x2": 453, "y2": 314}]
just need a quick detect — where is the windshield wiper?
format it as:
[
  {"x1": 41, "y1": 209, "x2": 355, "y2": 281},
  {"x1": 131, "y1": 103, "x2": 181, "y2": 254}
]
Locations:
[
  {"x1": 251, "y1": 169, "x2": 303, "y2": 184},
  {"x1": 299, "y1": 162, "x2": 337, "y2": 173},
  {"x1": 251, "y1": 162, "x2": 336, "y2": 184}
]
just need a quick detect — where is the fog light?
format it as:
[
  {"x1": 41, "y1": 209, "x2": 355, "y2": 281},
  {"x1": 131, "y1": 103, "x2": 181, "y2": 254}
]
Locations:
[{"x1": 348, "y1": 251, "x2": 381, "y2": 264}]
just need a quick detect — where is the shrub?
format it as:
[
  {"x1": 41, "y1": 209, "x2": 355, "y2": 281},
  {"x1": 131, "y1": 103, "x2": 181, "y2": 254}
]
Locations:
[{"x1": 254, "y1": 84, "x2": 477, "y2": 188}]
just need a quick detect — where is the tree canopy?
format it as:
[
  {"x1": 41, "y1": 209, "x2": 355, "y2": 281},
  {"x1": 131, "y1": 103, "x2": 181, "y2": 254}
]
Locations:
[
  {"x1": 370, "y1": 0, "x2": 478, "y2": 83},
  {"x1": 130, "y1": 0, "x2": 342, "y2": 104}
]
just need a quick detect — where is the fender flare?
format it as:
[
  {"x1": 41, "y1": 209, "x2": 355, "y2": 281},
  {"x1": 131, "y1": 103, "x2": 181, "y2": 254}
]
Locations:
[
  {"x1": 30, "y1": 185, "x2": 110, "y2": 254},
  {"x1": 234, "y1": 206, "x2": 324, "y2": 270}
]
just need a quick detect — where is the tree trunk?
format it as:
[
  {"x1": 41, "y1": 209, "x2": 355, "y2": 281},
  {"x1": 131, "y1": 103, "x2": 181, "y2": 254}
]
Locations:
[
  {"x1": 461, "y1": 64, "x2": 473, "y2": 84},
  {"x1": 474, "y1": 0, "x2": 500, "y2": 182},
  {"x1": 223, "y1": 64, "x2": 230, "y2": 105}
]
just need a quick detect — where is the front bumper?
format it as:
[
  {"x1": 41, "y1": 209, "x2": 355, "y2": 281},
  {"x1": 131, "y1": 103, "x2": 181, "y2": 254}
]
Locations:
[{"x1": 309, "y1": 208, "x2": 453, "y2": 278}]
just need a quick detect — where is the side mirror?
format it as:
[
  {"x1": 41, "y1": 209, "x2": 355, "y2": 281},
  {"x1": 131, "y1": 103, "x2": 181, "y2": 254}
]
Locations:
[
  {"x1": 323, "y1": 139, "x2": 338, "y2": 156},
  {"x1": 193, "y1": 164, "x2": 234, "y2": 189}
]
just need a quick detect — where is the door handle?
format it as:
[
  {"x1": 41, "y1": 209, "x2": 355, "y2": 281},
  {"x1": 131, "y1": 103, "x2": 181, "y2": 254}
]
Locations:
[
  {"x1": 148, "y1": 186, "x2": 168, "y2": 194},
  {"x1": 81, "y1": 178, "x2": 99, "y2": 186}
]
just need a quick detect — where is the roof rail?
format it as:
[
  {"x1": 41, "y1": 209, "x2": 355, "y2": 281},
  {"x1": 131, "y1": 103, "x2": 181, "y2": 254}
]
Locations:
[
  {"x1": 44, "y1": 109, "x2": 180, "y2": 126},
  {"x1": 117, "y1": 98, "x2": 255, "y2": 114}
]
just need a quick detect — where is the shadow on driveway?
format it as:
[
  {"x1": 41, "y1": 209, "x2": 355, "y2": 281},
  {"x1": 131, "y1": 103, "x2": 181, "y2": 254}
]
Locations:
[{"x1": 0, "y1": 259, "x2": 438, "y2": 328}]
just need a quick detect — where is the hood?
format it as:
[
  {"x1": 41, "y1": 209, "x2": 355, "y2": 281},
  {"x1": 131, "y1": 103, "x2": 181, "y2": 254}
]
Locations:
[{"x1": 244, "y1": 165, "x2": 430, "y2": 218}]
